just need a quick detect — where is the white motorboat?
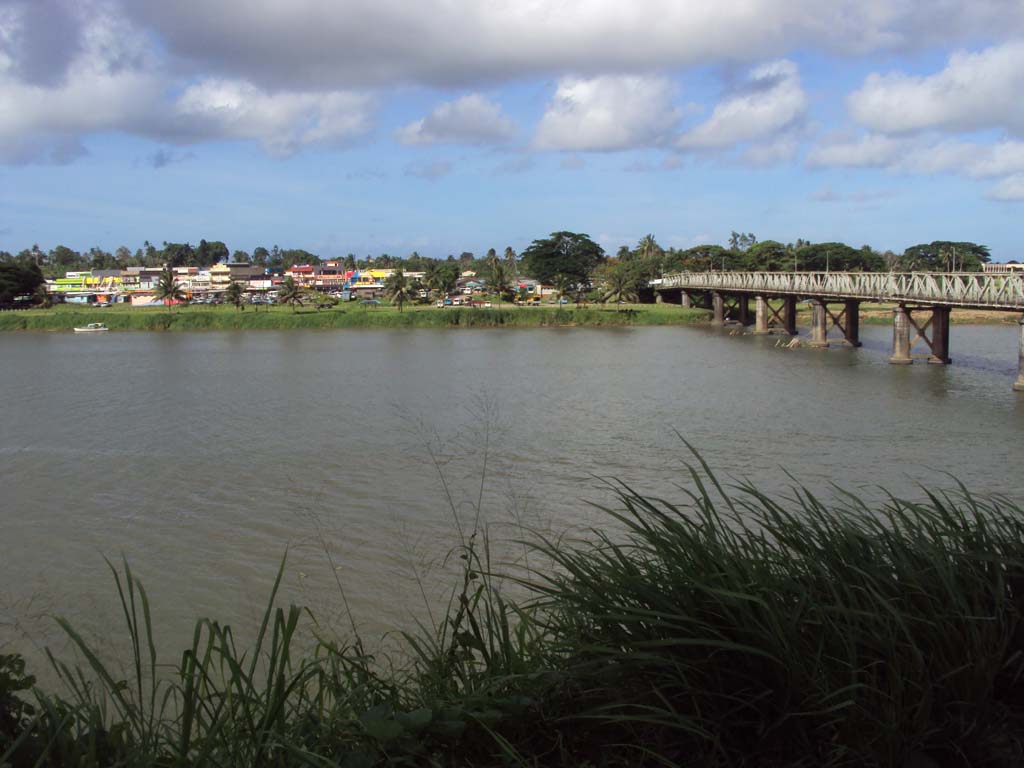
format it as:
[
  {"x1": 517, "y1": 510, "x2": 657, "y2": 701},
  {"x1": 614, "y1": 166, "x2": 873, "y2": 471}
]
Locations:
[{"x1": 73, "y1": 323, "x2": 109, "y2": 333}]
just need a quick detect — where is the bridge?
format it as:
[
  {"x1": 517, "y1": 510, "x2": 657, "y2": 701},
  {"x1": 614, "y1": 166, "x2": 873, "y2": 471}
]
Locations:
[{"x1": 651, "y1": 271, "x2": 1024, "y2": 391}]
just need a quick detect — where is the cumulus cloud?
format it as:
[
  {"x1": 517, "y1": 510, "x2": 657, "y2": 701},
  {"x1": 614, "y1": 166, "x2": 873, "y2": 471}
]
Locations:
[
  {"x1": 534, "y1": 75, "x2": 679, "y2": 151},
  {"x1": 987, "y1": 175, "x2": 1024, "y2": 201},
  {"x1": 0, "y1": 7, "x2": 375, "y2": 162},
  {"x1": 849, "y1": 42, "x2": 1024, "y2": 135},
  {"x1": 0, "y1": 9, "x2": 165, "y2": 162},
  {"x1": 395, "y1": 94, "x2": 515, "y2": 145},
  {"x1": 118, "y1": 0, "x2": 1024, "y2": 89},
  {"x1": 677, "y1": 60, "x2": 806, "y2": 151},
  {"x1": 173, "y1": 79, "x2": 375, "y2": 155},
  {"x1": 809, "y1": 134, "x2": 1024, "y2": 179}
]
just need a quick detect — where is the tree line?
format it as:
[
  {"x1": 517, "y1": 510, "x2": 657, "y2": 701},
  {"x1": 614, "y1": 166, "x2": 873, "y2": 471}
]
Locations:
[{"x1": 0, "y1": 232, "x2": 994, "y2": 307}]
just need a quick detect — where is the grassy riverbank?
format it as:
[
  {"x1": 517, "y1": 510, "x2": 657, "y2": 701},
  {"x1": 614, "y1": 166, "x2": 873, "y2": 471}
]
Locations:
[
  {"x1": 0, "y1": 303, "x2": 710, "y2": 332},
  {"x1": 4, "y1": 460, "x2": 1024, "y2": 766}
]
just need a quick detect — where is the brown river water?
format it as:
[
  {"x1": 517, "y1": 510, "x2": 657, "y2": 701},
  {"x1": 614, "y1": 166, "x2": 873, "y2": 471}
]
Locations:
[{"x1": 2, "y1": 324, "x2": 1023, "y2": 672}]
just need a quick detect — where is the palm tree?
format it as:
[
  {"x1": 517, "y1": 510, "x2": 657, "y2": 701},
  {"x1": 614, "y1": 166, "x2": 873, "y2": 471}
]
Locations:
[
  {"x1": 383, "y1": 269, "x2": 414, "y2": 312},
  {"x1": 224, "y1": 281, "x2": 245, "y2": 311},
  {"x1": 423, "y1": 262, "x2": 440, "y2": 299},
  {"x1": 504, "y1": 246, "x2": 517, "y2": 277},
  {"x1": 637, "y1": 234, "x2": 661, "y2": 262},
  {"x1": 154, "y1": 266, "x2": 184, "y2": 308},
  {"x1": 277, "y1": 276, "x2": 304, "y2": 313},
  {"x1": 555, "y1": 274, "x2": 574, "y2": 306},
  {"x1": 489, "y1": 260, "x2": 510, "y2": 308},
  {"x1": 601, "y1": 267, "x2": 638, "y2": 311}
]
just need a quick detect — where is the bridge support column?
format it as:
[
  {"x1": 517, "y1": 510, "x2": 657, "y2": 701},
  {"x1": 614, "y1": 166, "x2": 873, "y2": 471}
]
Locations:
[
  {"x1": 754, "y1": 295, "x2": 770, "y2": 333},
  {"x1": 711, "y1": 291, "x2": 725, "y2": 326},
  {"x1": 927, "y1": 307, "x2": 951, "y2": 364},
  {"x1": 780, "y1": 297, "x2": 798, "y2": 335},
  {"x1": 681, "y1": 291, "x2": 691, "y2": 308},
  {"x1": 844, "y1": 300, "x2": 862, "y2": 347},
  {"x1": 736, "y1": 296, "x2": 752, "y2": 326},
  {"x1": 655, "y1": 291, "x2": 664, "y2": 304},
  {"x1": 809, "y1": 299, "x2": 829, "y2": 348},
  {"x1": 1015, "y1": 316, "x2": 1024, "y2": 391},
  {"x1": 889, "y1": 305, "x2": 912, "y2": 364}
]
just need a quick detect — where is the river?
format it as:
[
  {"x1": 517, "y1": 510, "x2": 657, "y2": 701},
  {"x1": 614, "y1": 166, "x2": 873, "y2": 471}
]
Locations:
[{"x1": 2, "y1": 324, "x2": 1023, "y2": 665}]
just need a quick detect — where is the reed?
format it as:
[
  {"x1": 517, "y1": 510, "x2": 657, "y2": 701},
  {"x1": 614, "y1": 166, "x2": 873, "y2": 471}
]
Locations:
[
  {"x1": 0, "y1": 304, "x2": 710, "y2": 332},
  {"x1": 4, "y1": 455, "x2": 1024, "y2": 766}
]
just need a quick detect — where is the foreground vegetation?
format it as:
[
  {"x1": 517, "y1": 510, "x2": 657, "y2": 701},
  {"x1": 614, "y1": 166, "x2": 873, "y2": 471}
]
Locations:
[
  {"x1": 5, "y1": 457, "x2": 1024, "y2": 766},
  {"x1": 0, "y1": 303, "x2": 710, "y2": 332}
]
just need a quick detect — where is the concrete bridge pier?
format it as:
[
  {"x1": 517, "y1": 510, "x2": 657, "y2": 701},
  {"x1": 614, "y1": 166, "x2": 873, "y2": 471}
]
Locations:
[
  {"x1": 844, "y1": 300, "x2": 862, "y2": 347},
  {"x1": 927, "y1": 307, "x2": 951, "y2": 364},
  {"x1": 681, "y1": 291, "x2": 692, "y2": 308},
  {"x1": 711, "y1": 291, "x2": 725, "y2": 325},
  {"x1": 889, "y1": 305, "x2": 913, "y2": 364},
  {"x1": 781, "y1": 297, "x2": 798, "y2": 335},
  {"x1": 655, "y1": 292, "x2": 664, "y2": 304},
  {"x1": 1014, "y1": 316, "x2": 1024, "y2": 392},
  {"x1": 809, "y1": 299, "x2": 830, "y2": 348},
  {"x1": 736, "y1": 296, "x2": 752, "y2": 326},
  {"x1": 754, "y1": 295, "x2": 770, "y2": 334}
]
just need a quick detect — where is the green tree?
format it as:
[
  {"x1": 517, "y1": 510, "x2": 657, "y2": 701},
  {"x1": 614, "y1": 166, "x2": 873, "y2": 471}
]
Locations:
[
  {"x1": 488, "y1": 260, "x2": 510, "y2": 307},
  {"x1": 232, "y1": 250, "x2": 251, "y2": 264},
  {"x1": 224, "y1": 281, "x2": 245, "y2": 311},
  {"x1": 520, "y1": 231, "x2": 606, "y2": 289},
  {"x1": 277, "y1": 276, "x2": 304, "y2": 313},
  {"x1": 0, "y1": 262, "x2": 44, "y2": 304},
  {"x1": 383, "y1": 269, "x2": 414, "y2": 312},
  {"x1": 153, "y1": 266, "x2": 185, "y2": 308},
  {"x1": 252, "y1": 247, "x2": 270, "y2": 267},
  {"x1": 162, "y1": 242, "x2": 195, "y2": 268},
  {"x1": 601, "y1": 265, "x2": 639, "y2": 310},
  {"x1": 745, "y1": 240, "x2": 790, "y2": 271},
  {"x1": 504, "y1": 246, "x2": 517, "y2": 276},
  {"x1": 901, "y1": 241, "x2": 990, "y2": 272}
]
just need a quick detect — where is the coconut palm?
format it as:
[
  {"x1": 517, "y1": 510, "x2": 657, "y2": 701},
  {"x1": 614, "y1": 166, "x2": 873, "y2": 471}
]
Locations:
[
  {"x1": 423, "y1": 262, "x2": 440, "y2": 298},
  {"x1": 277, "y1": 276, "x2": 304, "y2": 313},
  {"x1": 504, "y1": 246, "x2": 517, "y2": 276},
  {"x1": 555, "y1": 274, "x2": 574, "y2": 307},
  {"x1": 637, "y1": 234, "x2": 661, "y2": 262},
  {"x1": 601, "y1": 266, "x2": 639, "y2": 311},
  {"x1": 488, "y1": 260, "x2": 510, "y2": 308},
  {"x1": 383, "y1": 269, "x2": 414, "y2": 312},
  {"x1": 224, "y1": 281, "x2": 245, "y2": 311},
  {"x1": 153, "y1": 266, "x2": 185, "y2": 308}
]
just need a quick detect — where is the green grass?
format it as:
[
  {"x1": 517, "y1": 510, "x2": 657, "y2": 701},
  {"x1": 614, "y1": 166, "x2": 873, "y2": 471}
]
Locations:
[
  {"x1": 0, "y1": 303, "x2": 711, "y2": 332},
  {"x1": 5, "y1": 454, "x2": 1024, "y2": 766}
]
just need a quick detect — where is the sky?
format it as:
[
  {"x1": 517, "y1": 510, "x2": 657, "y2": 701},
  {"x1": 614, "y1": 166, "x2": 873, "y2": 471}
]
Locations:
[{"x1": 2, "y1": 0, "x2": 1024, "y2": 261}]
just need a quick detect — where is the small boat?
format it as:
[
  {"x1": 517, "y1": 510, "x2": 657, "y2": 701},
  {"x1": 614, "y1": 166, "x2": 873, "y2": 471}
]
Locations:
[{"x1": 73, "y1": 323, "x2": 109, "y2": 333}]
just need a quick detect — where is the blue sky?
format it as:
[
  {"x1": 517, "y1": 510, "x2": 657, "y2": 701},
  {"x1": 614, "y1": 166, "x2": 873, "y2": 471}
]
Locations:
[{"x1": 2, "y1": 1, "x2": 1023, "y2": 260}]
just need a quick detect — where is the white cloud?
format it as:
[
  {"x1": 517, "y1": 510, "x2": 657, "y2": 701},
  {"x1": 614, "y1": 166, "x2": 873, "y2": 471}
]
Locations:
[
  {"x1": 849, "y1": 42, "x2": 1024, "y2": 135},
  {"x1": 534, "y1": 75, "x2": 679, "y2": 151},
  {"x1": 119, "y1": 1, "x2": 1024, "y2": 89},
  {"x1": 806, "y1": 133, "x2": 906, "y2": 168},
  {"x1": 0, "y1": 8, "x2": 375, "y2": 162},
  {"x1": 174, "y1": 79, "x2": 375, "y2": 155},
  {"x1": 395, "y1": 94, "x2": 515, "y2": 145},
  {"x1": 0, "y1": 10, "x2": 165, "y2": 162},
  {"x1": 808, "y1": 134, "x2": 1024, "y2": 179},
  {"x1": 986, "y1": 175, "x2": 1024, "y2": 201},
  {"x1": 678, "y1": 60, "x2": 806, "y2": 151}
]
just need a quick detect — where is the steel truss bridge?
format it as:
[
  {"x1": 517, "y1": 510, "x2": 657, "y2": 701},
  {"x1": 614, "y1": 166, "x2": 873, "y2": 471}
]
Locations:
[{"x1": 651, "y1": 271, "x2": 1024, "y2": 391}]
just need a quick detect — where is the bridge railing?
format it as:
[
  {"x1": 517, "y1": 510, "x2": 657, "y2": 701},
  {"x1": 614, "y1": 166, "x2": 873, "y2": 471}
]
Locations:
[{"x1": 653, "y1": 272, "x2": 1024, "y2": 311}]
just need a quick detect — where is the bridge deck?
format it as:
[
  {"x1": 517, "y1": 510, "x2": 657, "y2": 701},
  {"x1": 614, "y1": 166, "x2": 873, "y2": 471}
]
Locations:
[{"x1": 653, "y1": 272, "x2": 1024, "y2": 312}]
